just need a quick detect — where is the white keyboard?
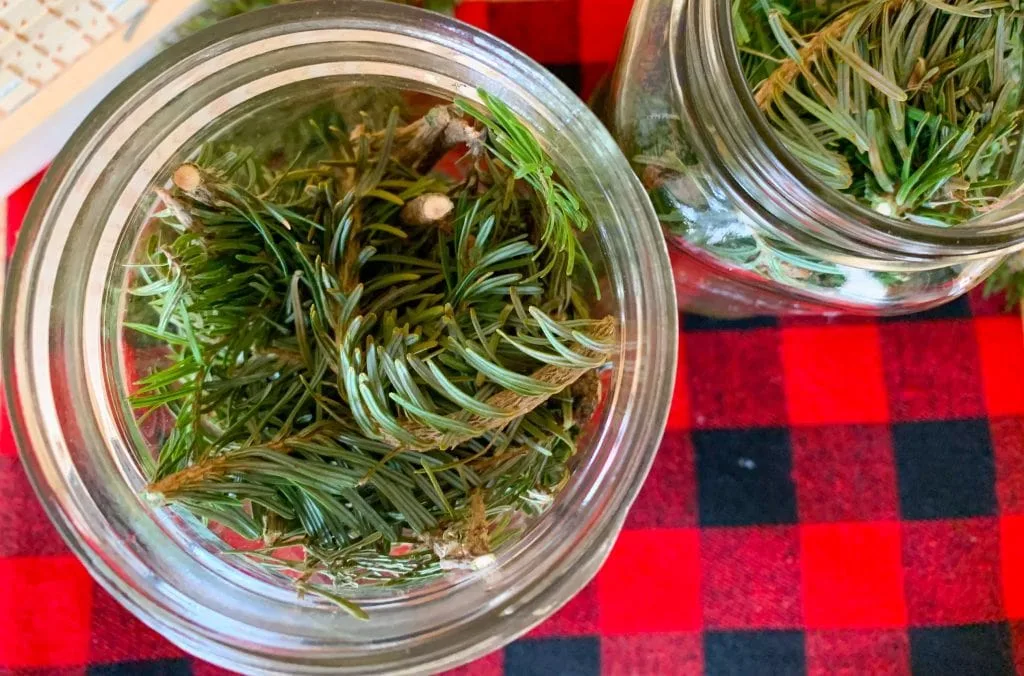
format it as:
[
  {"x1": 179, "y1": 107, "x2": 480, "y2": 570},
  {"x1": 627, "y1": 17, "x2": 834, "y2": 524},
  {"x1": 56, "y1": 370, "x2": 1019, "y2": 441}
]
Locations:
[{"x1": 0, "y1": 0, "x2": 152, "y2": 116}]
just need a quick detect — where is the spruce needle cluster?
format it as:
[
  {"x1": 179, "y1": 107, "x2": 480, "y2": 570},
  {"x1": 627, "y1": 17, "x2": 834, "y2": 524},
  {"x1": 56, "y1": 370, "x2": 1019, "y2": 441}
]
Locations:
[
  {"x1": 127, "y1": 90, "x2": 614, "y2": 617},
  {"x1": 735, "y1": 0, "x2": 1023, "y2": 226}
]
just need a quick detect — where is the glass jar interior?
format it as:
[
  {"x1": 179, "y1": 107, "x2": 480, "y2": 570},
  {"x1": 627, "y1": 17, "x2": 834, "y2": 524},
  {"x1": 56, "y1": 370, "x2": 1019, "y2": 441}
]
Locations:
[{"x1": 108, "y1": 78, "x2": 619, "y2": 607}]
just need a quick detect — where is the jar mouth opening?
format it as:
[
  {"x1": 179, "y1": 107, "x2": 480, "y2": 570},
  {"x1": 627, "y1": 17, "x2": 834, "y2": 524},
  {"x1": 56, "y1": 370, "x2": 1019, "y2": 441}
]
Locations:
[
  {"x1": 691, "y1": 1, "x2": 1024, "y2": 260},
  {"x1": 112, "y1": 75, "x2": 619, "y2": 603},
  {"x1": 3, "y1": 2, "x2": 677, "y2": 673}
]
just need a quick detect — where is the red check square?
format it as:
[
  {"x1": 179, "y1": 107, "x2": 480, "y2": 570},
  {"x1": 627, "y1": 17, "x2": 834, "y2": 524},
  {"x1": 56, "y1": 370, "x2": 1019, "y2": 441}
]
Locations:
[
  {"x1": 701, "y1": 526, "x2": 802, "y2": 629},
  {"x1": 801, "y1": 522, "x2": 906, "y2": 628},
  {"x1": 902, "y1": 518, "x2": 1002, "y2": 626},
  {"x1": 687, "y1": 329, "x2": 787, "y2": 428},
  {"x1": 626, "y1": 433, "x2": 696, "y2": 529},
  {"x1": 0, "y1": 556, "x2": 92, "y2": 668},
  {"x1": 0, "y1": 456, "x2": 69, "y2": 557},
  {"x1": 487, "y1": 0, "x2": 581, "y2": 64},
  {"x1": 454, "y1": 1, "x2": 490, "y2": 31},
  {"x1": 602, "y1": 633, "x2": 702, "y2": 676},
  {"x1": 992, "y1": 418, "x2": 1024, "y2": 514},
  {"x1": 1001, "y1": 516, "x2": 1024, "y2": 619},
  {"x1": 975, "y1": 316, "x2": 1024, "y2": 416},
  {"x1": 0, "y1": 398, "x2": 15, "y2": 458},
  {"x1": 528, "y1": 580, "x2": 598, "y2": 637},
  {"x1": 582, "y1": 63, "x2": 613, "y2": 100},
  {"x1": 879, "y1": 321, "x2": 985, "y2": 421},
  {"x1": 579, "y1": 0, "x2": 633, "y2": 64},
  {"x1": 666, "y1": 334, "x2": 690, "y2": 431},
  {"x1": 89, "y1": 587, "x2": 184, "y2": 663},
  {"x1": 791, "y1": 426, "x2": 899, "y2": 523},
  {"x1": 7, "y1": 171, "x2": 44, "y2": 257},
  {"x1": 805, "y1": 629, "x2": 910, "y2": 675},
  {"x1": 781, "y1": 326, "x2": 889, "y2": 426},
  {"x1": 969, "y1": 286, "x2": 1006, "y2": 317},
  {"x1": 598, "y1": 528, "x2": 701, "y2": 633}
]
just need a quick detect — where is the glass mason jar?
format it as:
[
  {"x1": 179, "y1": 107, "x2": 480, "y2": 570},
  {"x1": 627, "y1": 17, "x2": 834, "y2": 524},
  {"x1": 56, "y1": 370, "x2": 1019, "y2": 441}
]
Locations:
[
  {"x1": 598, "y1": 0, "x2": 1024, "y2": 317},
  {"x1": 2, "y1": 2, "x2": 676, "y2": 674}
]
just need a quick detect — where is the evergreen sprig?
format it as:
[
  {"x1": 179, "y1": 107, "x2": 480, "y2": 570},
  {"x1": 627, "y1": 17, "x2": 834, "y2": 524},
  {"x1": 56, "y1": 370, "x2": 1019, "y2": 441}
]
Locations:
[
  {"x1": 127, "y1": 91, "x2": 613, "y2": 616},
  {"x1": 736, "y1": 0, "x2": 1023, "y2": 226}
]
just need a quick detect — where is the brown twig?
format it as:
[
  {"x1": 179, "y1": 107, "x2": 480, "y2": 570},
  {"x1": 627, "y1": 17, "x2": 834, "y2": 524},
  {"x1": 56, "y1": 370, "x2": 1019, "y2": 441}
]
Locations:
[
  {"x1": 147, "y1": 438, "x2": 287, "y2": 497},
  {"x1": 465, "y1": 490, "x2": 490, "y2": 556},
  {"x1": 753, "y1": 0, "x2": 908, "y2": 109},
  {"x1": 401, "y1": 193, "x2": 455, "y2": 226},
  {"x1": 148, "y1": 454, "x2": 232, "y2": 497},
  {"x1": 352, "y1": 105, "x2": 486, "y2": 170}
]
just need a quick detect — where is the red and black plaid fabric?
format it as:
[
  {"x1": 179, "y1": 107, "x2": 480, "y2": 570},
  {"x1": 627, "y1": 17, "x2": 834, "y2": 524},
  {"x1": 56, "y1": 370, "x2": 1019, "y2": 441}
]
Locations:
[{"x1": 4, "y1": 1, "x2": 1024, "y2": 673}]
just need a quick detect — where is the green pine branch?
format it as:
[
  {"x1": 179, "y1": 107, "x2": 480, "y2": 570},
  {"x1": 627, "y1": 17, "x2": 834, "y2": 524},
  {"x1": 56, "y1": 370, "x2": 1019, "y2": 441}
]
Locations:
[
  {"x1": 127, "y1": 91, "x2": 612, "y2": 615},
  {"x1": 736, "y1": 0, "x2": 1023, "y2": 226}
]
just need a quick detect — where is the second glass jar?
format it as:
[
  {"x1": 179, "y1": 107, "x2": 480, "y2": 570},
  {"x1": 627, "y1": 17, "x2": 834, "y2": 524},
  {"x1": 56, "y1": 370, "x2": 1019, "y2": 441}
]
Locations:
[{"x1": 599, "y1": 0, "x2": 1024, "y2": 317}]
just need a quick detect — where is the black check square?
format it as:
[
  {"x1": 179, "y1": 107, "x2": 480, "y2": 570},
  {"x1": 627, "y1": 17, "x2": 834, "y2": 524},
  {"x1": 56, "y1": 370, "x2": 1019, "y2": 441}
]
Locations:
[
  {"x1": 504, "y1": 637, "x2": 600, "y2": 676},
  {"x1": 543, "y1": 63, "x2": 584, "y2": 93},
  {"x1": 909, "y1": 624, "x2": 1013, "y2": 676},
  {"x1": 705, "y1": 630, "x2": 805, "y2": 676},
  {"x1": 893, "y1": 420, "x2": 996, "y2": 520},
  {"x1": 882, "y1": 295, "x2": 972, "y2": 322},
  {"x1": 87, "y1": 659, "x2": 192, "y2": 676},
  {"x1": 694, "y1": 428, "x2": 797, "y2": 527},
  {"x1": 683, "y1": 314, "x2": 779, "y2": 331}
]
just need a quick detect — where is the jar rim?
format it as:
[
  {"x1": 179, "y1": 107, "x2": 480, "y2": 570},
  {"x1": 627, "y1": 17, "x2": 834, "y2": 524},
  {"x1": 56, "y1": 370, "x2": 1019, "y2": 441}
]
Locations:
[
  {"x1": 674, "y1": 0, "x2": 1024, "y2": 264},
  {"x1": 2, "y1": 2, "x2": 677, "y2": 673}
]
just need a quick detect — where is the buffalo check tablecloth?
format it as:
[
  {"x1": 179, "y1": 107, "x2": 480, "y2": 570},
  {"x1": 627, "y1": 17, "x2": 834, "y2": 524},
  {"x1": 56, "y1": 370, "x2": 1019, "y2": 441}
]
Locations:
[{"x1": 5, "y1": 1, "x2": 1024, "y2": 674}]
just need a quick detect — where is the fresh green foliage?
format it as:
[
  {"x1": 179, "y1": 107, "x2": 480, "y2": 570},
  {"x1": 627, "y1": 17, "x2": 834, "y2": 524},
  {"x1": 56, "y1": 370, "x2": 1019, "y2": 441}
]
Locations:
[
  {"x1": 127, "y1": 90, "x2": 613, "y2": 615},
  {"x1": 735, "y1": 0, "x2": 1023, "y2": 226}
]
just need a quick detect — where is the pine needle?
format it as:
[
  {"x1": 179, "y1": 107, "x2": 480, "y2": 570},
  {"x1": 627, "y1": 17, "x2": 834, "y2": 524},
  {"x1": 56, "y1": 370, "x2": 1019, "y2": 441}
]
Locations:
[
  {"x1": 127, "y1": 90, "x2": 613, "y2": 617},
  {"x1": 737, "y1": 0, "x2": 1023, "y2": 223}
]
